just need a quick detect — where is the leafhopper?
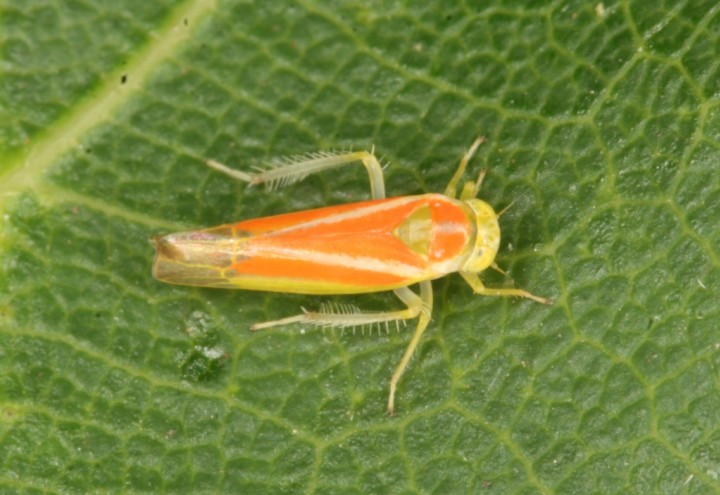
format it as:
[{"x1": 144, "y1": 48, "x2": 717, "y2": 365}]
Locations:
[{"x1": 152, "y1": 137, "x2": 550, "y2": 414}]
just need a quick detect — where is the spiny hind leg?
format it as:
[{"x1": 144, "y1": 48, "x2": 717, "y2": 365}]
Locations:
[
  {"x1": 206, "y1": 148, "x2": 387, "y2": 199},
  {"x1": 249, "y1": 285, "x2": 433, "y2": 414},
  {"x1": 250, "y1": 286, "x2": 427, "y2": 332}
]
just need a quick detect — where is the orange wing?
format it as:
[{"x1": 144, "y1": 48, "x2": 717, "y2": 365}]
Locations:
[{"x1": 152, "y1": 195, "x2": 473, "y2": 294}]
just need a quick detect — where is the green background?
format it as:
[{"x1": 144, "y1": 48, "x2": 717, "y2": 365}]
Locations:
[{"x1": 2, "y1": 1, "x2": 720, "y2": 493}]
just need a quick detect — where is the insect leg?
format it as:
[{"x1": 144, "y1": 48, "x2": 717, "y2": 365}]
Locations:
[
  {"x1": 459, "y1": 168, "x2": 487, "y2": 201},
  {"x1": 387, "y1": 280, "x2": 433, "y2": 415},
  {"x1": 444, "y1": 136, "x2": 486, "y2": 199},
  {"x1": 249, "y1": 284, "x2": 434, "y2": 414},
  {"x1": 250, "y1": 286, "x2": 428, "y2": 332},
  {"x1": 459, "y1": 271, "x2": 551, "y2": 305},
  {"x1": 206, "y1": 149, "x2": 386, "y2": 199}
]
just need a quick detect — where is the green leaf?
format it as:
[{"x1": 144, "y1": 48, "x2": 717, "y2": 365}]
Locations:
[{"x1": 2, "y1": 1, "x2": 719, "y2": 493}]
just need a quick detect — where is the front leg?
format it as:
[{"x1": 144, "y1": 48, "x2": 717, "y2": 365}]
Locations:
[{"x1": 460, "y1": 271, "x2": 551, "y2": 305}]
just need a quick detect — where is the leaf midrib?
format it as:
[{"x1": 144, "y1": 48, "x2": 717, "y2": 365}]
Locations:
[{"x1": 0, "y1": 0, "x2": 216, "y2": 209}]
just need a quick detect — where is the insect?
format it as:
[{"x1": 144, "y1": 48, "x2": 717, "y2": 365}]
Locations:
[{"x1": 152, "y1": 137, "x2": 550, "y2": 414}]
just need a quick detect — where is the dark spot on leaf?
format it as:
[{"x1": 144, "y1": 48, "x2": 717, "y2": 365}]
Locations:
[
  {"x1": 180, "y1": 347, "x2": 227, "y2": 382},
  {"x1": 179, "y1": 322, "x2": 227, "y2": 382}
]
